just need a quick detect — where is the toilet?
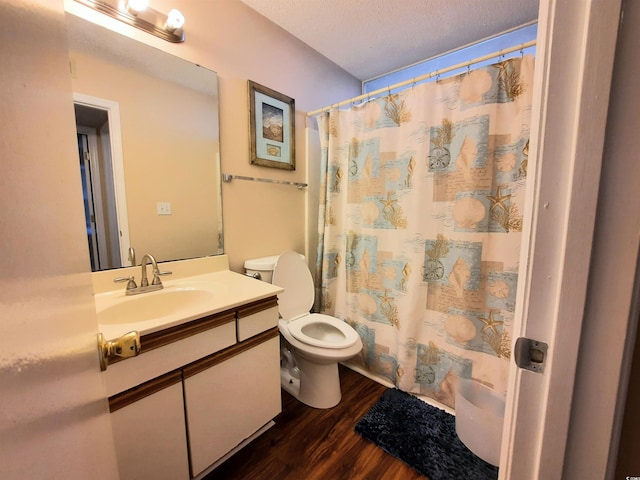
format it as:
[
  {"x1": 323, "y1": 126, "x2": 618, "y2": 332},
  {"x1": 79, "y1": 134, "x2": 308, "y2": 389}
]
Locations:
[{"x1": 244, "y1": 251, "x2": 362, "y2": 409}]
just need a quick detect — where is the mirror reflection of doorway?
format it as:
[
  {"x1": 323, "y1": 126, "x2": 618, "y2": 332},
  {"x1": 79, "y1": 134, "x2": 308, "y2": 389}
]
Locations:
[
  {"x1": 77, "y1": 130, "x2": 100, "y2": 270},
  {"x1": 74, "y1": 103, "x2": 123, "y2": 271}
]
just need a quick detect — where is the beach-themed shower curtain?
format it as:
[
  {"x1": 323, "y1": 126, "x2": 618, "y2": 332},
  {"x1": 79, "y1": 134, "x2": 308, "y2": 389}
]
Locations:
[{"x1": 315, "y1": 55, "x2": 535, "y2": 409}]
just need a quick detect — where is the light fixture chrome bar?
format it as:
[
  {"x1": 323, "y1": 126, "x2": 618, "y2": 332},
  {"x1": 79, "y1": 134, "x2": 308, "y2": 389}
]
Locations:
[
  {"x1": 222, "y1": 174, "x2": 307, "y2": 190},
  {"x1": 74, "y1": 0, "x2": 185, "y2": 43}
]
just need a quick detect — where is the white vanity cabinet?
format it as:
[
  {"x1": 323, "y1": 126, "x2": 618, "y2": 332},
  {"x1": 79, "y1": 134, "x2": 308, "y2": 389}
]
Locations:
[
  {"x1": 109, "y1": 375, "x2": 190, "y2": 480},
  {"x1": 106, "y1": 295, "x2": 281, "y2": 480},
  {"x1": 184, "y1": 332, "x2": 281, "y2": 477}
]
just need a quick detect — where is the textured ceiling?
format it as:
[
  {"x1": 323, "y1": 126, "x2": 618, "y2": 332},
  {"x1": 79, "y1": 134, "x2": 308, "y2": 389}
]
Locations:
[{"x1": 239, "y1": 0, "x2": 539, "y2": 81}]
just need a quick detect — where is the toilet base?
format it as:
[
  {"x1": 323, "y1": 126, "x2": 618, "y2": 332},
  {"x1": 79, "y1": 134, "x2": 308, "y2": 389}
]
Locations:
[
  {"x1": 280, "y1": 368, "x2": 300, "y2": 398},
  {"x1": 279, "y1": 358, "x2": 342, "y2": 409}
]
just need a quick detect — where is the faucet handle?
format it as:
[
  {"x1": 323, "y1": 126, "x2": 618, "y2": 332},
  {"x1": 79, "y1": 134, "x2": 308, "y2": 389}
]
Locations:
[
  {"x1": 151, "y1": 270, "x2": 172, "y2": 286},
  {"x1": 114, "y1": 276, "x2": 137, "y2": 290}
]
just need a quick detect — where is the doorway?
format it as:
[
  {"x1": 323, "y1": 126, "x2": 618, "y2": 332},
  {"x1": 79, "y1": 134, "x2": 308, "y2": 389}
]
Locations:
[
  {"x1": 77, "y1": 127, "x2": 105, "y2": 270},
  {"x1": 73, "y1": 98, "x2": 129, "y2": 270}
]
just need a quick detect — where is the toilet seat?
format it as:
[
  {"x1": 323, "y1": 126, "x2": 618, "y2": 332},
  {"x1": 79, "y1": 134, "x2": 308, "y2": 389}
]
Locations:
[
  {"x1": 286, "y1": 313, "x2": 360, "y2": 349},
  {"x1": 273, "y1": 251, "x2": 359, "y2": 350}
]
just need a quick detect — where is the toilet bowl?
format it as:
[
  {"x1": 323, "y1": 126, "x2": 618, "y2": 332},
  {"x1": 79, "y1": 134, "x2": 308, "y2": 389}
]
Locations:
[{"x1": 244, "y1": 251, "x2": 362, "y2": 409}]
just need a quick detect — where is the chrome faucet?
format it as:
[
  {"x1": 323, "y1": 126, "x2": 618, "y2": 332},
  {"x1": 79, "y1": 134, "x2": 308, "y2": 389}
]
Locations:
[
  {"x1": 140, "y1": 253, "x2": 163, "y2": 287},
  {"x1": 113, "y1": 253, "x2": 172, "y2": 295},
  {"x1": 139, "y1": 253, "x2": 172, "y2": 291}
]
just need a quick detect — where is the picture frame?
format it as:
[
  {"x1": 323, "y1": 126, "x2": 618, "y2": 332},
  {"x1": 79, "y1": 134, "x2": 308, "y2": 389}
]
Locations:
[{"x1": 248, "y1": 80, "x2": 295, "y2": 170}]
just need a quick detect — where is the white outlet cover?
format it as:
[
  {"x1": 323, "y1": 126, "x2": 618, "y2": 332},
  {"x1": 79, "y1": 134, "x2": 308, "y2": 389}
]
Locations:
[{"x1": 157, "y1": 202, "x2": 172, "y2": 215}]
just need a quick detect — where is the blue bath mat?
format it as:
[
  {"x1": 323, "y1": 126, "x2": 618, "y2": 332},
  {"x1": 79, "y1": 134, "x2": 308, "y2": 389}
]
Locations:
[{"x1": 355, "y1": 388, "x2": 498, "y2": 480}]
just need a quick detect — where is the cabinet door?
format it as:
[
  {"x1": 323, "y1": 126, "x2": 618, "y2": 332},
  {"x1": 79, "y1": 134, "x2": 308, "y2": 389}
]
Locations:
[
  {"x1": 184, "y1": 334, "x2": 281, "y2": 477},
  {"x1": 110, "y1": 382, "x2": 189, "y2": 480}
]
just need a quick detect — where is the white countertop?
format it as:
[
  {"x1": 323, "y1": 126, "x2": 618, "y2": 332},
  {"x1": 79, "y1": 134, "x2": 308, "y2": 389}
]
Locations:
[{"x1": 93, "y1": 256, "x2": 282, "y2": 340}]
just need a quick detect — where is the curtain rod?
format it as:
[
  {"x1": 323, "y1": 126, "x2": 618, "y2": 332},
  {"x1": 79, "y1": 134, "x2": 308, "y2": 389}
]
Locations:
[{"x1": 306, "y1": 39, "x2": 536, "y2": 117}]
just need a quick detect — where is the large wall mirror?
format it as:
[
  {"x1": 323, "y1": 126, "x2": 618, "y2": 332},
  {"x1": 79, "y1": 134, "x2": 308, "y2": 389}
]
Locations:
[{"x1": 66, "y1": 13, "x2": 223, "y2": 271}]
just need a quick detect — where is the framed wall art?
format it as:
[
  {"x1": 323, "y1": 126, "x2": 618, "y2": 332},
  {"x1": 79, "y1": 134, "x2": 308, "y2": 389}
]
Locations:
[{"x1": 248, "y1": 80, "x2": 295, "y2": 170}]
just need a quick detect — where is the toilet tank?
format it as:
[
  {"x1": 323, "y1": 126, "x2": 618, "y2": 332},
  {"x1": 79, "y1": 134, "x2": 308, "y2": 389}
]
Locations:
[
  {"x1": 244, "y1": 252, "x2": 306, "y2": 283},
  {"x1": 244, "y1": 255, "x2": 280, "y2": 283}
]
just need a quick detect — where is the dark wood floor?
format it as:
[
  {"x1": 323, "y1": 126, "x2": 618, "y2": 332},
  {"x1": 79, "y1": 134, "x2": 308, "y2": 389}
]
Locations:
[{"x1": 205, "y1": 365, "x2": 426, "y2": 480}]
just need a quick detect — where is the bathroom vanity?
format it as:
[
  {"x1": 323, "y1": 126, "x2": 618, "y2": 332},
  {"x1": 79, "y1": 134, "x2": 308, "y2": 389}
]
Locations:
[{"x1": 93, "y1": 255, "x2": 283, "y2": 479}]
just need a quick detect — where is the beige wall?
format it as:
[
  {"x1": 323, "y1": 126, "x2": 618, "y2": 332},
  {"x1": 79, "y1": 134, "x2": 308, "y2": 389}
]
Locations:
[
  {"x1": 196, "y1": 0, "x2": 361, "y2": 272},
  {"x1": 66, "y1": 0, "x2": 361, "y2": 273}
]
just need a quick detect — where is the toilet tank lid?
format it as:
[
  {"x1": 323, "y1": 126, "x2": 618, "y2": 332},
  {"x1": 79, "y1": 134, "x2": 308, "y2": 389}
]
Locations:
[
  {"x1": 244, "y1": 255, "x2": 280, "y2": 271},
  {"x1": 244, "y1": 252, "x2": 306, "y2": 271}
]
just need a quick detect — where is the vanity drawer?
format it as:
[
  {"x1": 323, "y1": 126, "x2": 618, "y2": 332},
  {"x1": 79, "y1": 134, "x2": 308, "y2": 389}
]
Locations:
[
  {"x1": 105, "y1": 313, "x2": 236, "y2": 397},
  {"x1": 236, "y1": 296, "x2": 279, "y2": 341}
]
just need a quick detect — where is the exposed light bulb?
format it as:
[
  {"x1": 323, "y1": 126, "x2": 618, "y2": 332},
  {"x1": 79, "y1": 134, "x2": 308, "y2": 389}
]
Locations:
[
  {"x1": 126, "y1": 0, "x2": 149, "y2": 14},
  {"x1": 165, "y1": 8, "x2": 185, "y2": 31}
]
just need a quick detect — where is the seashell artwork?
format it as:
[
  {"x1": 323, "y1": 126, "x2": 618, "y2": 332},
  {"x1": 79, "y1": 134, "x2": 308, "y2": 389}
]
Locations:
[
  {"x1": 358, "y1": 293, "x2": 378, "y2": 315},
  {"x1": 453, "y1": 197, "x2": 486, "y2": 229},
  {"x1": 455, "y1": 136, "x2": 478, "y2": 181},
  {"x1": 361, "y1": 201, "x2": 380, "y2": 224},
  {"x1": 458, "y1": 69, "x2": 493, "y2": 104},
  {"x1": 445, "y1": 314, "x2": 477, "y2": 344},
  {"x1": 495, "y1": 153, "x2": 516, "y2": 172},
  {"x1": 448, "y1": 257, "x2": 471, "y2": 298},
  {"x1": 488, "y1": 280, "x2": 510, "y2": 299}
]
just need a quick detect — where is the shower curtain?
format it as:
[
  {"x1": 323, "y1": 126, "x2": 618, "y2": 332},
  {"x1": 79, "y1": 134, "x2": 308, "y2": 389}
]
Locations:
[{"x1": 315, "y1": 55, "x2": 534, "y2": 408}]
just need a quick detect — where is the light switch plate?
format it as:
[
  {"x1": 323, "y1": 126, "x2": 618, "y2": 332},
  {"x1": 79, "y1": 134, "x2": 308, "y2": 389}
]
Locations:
[{"x1": 157, "y1": 202, "x2": 172, "y2": 215}]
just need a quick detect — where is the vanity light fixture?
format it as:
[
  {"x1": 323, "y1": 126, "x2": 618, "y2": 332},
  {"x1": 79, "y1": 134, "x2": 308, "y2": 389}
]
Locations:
[
  {"x1": 125, "y1": 0, "x2": 149, "y2": 14},
  {"x1": 165, "y1": 8, "x2": 185, "y2": 32},
  {"x1": 74, "y1": 0, "x2": 185, "y2": 43}
]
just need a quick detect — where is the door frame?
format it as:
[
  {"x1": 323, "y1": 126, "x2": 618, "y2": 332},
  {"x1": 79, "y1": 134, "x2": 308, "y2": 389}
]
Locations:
[
  {"x1": 501, "y1": 0, "x2": 622, "y2": 478},
  {"x1": 74, "y1": 93, "x2": 131, "y2": 269}
]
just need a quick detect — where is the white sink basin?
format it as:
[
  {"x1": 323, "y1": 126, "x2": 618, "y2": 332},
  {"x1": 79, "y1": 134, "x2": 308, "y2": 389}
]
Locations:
[
  {"x1": 97, "y1": 287, "x2": 215, "y2": 326},
  {"x1": 93, "y1": 267, "x2": 284, "y2": 340}
]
